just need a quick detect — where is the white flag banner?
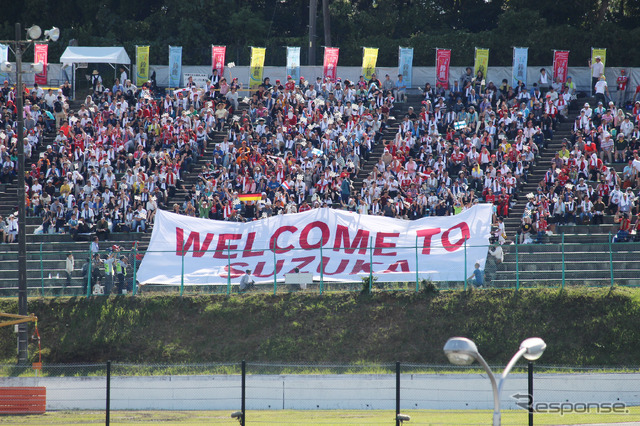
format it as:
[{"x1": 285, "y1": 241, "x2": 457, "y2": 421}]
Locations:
[{"x1": 137, "y1": 206, "x2": 493, "y2": 285}]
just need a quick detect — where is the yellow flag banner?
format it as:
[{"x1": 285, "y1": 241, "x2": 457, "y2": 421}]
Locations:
[
  {"x1": 362, "y1": 47, "x2": 379, "y2": 81},
  {"x1": 474, "y1": 48, "x2": 489, "y2": 81},
  {"x1": 249, "y1": 47, "x2": 266, "y2": 89},
  {"x1": 136, "y1": 46, "x2": 149, "y2": 86},
  {"x1": 591, "y1": 48, "x2": 607, "y2": 71}
]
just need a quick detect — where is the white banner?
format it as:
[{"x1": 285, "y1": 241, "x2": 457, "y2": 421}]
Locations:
[
  {"x1": 182, "y1": 72, "x2": 208, "y2": 88},
  {"x1": 137, "y1": 206, "x2": 493, "y2": 285}
]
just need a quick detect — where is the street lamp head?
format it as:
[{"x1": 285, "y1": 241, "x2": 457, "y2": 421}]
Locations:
[
  {"x1": 0, "y1": 62, "x2": 12, "y2": 72},
  {"x1": 45, "y1": 27, "x2": 60, "y2": 42},
  {"x1": 443, "y1": 337, "x2": 479, "y2": 366},
  {"x1": 520, "y1": 337, "x2": 547, "y2": 361},
  {"x1": 26, "y1": 25, "x2": 42, "y2": 40}
]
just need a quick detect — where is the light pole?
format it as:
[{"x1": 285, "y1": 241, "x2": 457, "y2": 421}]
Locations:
[
  {"x1": 443, "y1": 337, "x2": 546, "y2": 426},
  {"x1": 1, "y1": 22, "x2": 59, "y2": 364}
]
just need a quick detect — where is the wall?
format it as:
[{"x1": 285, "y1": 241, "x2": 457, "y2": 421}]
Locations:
[
  {"x1": 1, "y1": 373, "x2": 638, "y2": 411},
  {"x1": 5, "y1": 64, "x2": 639, "y2": 95}
]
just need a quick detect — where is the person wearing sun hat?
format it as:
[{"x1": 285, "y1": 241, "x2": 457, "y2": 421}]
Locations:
[{"x1": 90, "y1": 69, "x2": 102, "y2": 91}]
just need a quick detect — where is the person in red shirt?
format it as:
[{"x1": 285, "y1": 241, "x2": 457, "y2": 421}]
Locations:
[
  {"x1": 497, "y1": 190, "x2": 510, "y2": 217},
  {"x1": 449, "y1": 146, "x2": 465, "y2": 175},
  {"x1": 616, "y1": 69, "x2": 628, "y2": 107}
]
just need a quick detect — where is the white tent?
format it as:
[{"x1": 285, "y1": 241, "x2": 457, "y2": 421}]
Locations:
[
  {"x1": 60, "y1": 47, "x2": 131, "y2": 66},
  {"x1": 60, "y1": 47, "x2": 131, "y2": 98}
]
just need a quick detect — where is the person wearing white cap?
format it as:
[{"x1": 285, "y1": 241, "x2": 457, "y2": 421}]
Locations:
[
  {"x1": 588, "y1": 56, "x2": 604, "y2": 95},
  {"x1": 6, "y1": 213, "x2": 18, "y2": 244}
]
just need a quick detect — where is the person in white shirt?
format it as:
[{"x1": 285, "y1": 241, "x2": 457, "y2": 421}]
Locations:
[
  {"x1": 594, "y1": 76, "x2": 610, "y2": 106},
  {"x1": 589, "y1": 56, "x2": 604, "y2": 94},
  {"x1": 119, "y1": 67, "x2": 128, "y2": 85},
  {"x1": 132, "y1": 205, "x2": 147, "y2": 232},
  {"x1": 239, "y1": 269, "x2": 255, "y2": 291}
]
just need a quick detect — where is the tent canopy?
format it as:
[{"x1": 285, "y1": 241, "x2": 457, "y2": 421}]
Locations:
[{"x1": 60, "y1": 47, "x2": 131, "y2": 66}]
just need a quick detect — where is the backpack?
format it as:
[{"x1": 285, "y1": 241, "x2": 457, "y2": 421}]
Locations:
[{"x1": 54, "y1": 101, "x2": 62, "y2": 113}]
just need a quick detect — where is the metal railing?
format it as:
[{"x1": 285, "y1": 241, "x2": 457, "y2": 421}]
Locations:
[{"x1": 1, "y1": 238, "x2": 638, "y2": 298}]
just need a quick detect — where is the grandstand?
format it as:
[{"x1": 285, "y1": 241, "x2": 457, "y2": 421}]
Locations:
[{"x1": 1, "y1": 71, "x2": 639, "y2": 295}]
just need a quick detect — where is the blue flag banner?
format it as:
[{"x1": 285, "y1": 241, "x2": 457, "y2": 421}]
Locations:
[
  {"x1": 0, "y1": 44, "x2": 9, "y2": 83},
  {"x1": 169, "y1": 46, "x2": 182, "y2": 88},
  {"x1": 512, "y1": 47, "x2": 528, "y2": 88},
  {"x1": 286, "y1": 47, "x2": 301, "y2": 83},
  {"x1": 398, "y1": 47, "x2": 413, "y2": 88}
]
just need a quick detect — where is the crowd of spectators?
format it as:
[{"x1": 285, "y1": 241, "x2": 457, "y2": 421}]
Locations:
[
  {"x1": 513, "y1": 62, "x2": 640, "y2": 244},
  {"x1": 0, "y1": 62, "x2": 638, "y2": 248}
]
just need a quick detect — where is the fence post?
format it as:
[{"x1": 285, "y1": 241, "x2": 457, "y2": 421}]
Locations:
[
  {"x1": 180, "y1": 246, "x2": 185, "y2": 297},
  {"x1": 106, "y1": 360, "x2": 111, "y2": 426},
  {"x1": 241, "y1": 360, "x2": 246, "y2": 426},
  {"x1": 86, "y1": 249, "x2": 92, "y2": 298},
  {"x1": 272, "y1": 241, "x2": 277, "y2": 295},
  {"x1": 609, "y1": 231, "x2": 614, "y2": 288},
  {"x1": 132, "y1": 242, "x2": 138, "y2": 296},
  {"x1": 395, "y1": 361, "x2": 401, "y2": 426},
  {"x1": 319, "y1": 244, "x2": 324, "y2": 294},
  {"x1": 463, "y1": 237, "x2": 467, "y2": 291},
  {"x1": 369, "y1": 237, "x2": 373, "y2": 292},
  {"x1": 515, "y1": 236, "x2": 519, "y2": 292},
  {"x1": 561, "y1": 232, "x2": 565, "y2": 290},
  {"x1": 415, "y1": 236, "x2": 419, "y2": 292},
  {"x1": 528, "y1": 362, "x2": 534, "y2": 426},
  {"x1": 39, "y1": 243, "x2": 44, "y2": 297}
]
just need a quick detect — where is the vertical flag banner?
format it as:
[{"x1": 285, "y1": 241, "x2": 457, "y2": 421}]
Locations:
[
  {"x1": 362, "y1": 47, "x2": 379, "y2": 81},
  {"x1": 249, "y1": 47, "x2": 266, "y2": 89},
  {"x1": 168, "y1": 46, "x2": 182, "y2": 88},
  {"x1": 512, "y1": 47, "x2": 528, "y2": 87},
  {"x1": 553, "y1": 50, "x2": 570, "y2": 84},
  {"x1": 474, "y1": 48, "x2": 489, "y2": 80},
  {"x1": 323, "y1": 47, "x2": 340, "y2": 81},
  {"x1": 0, "y1": 44, "x2": 10, "y2": 83},
  {"x1": 212, "y1": 45, "x2": 226, "y2": 77},
  {"x1": 435, "y1": 48, "x2": 451, "y2": 89},
  {"x1": 591, "y1": 47, "x2": 607, "y2": 71},
  {"x1": 136, "y1": 45, "x2": 150, "y2": 86},
  {"x1": 34, "y1": 44, "x2": 48, "y2": 85},
  {"x1": 398, "y1": 47, "x2": 413, "y2": 88},
  {"x1": 286, "y1": 46, "x2": 301, "y2": 82}
]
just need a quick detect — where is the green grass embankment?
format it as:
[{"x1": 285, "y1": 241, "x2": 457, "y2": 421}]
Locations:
[{"x1": 0, "y1": 287, "x2": 639, "y2": 366}]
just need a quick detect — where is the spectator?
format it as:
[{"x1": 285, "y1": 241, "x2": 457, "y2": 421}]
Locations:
[
  {"x1": 589, "y1": 56, "x2": 604, "y2": 94},
  {"x1": 65, "y1": 252, "x2": 74, "y2": 288},
  {"x1": 5, "y1": 213, "x2": 18, "y2": 243},
  {"x1": 467, "y1": 262, "x2": 485, "y2": 288},
  {"x1": 239, "y1": 269, "x2": 255, "y2": 292}
]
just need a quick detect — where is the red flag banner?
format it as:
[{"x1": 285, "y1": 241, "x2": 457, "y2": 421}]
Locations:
[
  {"x1": 553, "y1": 50, "x2": 569, "y2": 84},
  {"x1": 323, "y1": 47, "x2": 339, "y2": 82},
  {"x1": 435, "y1": 48, "x2": 451, "y2": 90},
  {"x1": 211, "y1": 46, "x2": 226, "y2": 78},
  {"x1": 34, "y1": 44, "x2": 48, "y2": 85}
]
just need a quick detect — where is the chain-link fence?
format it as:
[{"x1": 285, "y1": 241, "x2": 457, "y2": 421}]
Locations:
[
  {"x1": 2, "y1": 238, "x2": 639, "y2": 298},
  {"x1": 0, "y1": 362, "x2": 638, "y2": 424}
]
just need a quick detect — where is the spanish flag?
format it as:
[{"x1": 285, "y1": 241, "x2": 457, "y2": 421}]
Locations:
[{"x1": 237, "y1": 193, "x2": 262, "y2": 202}]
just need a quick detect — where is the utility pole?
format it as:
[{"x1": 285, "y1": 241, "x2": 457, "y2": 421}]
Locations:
[
  {"x1": 15, "y1": 22, "x2": 29, "y2": 365},
  {"x1": 308, "y1": 0, "x2": 317, "y2": 65}
]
